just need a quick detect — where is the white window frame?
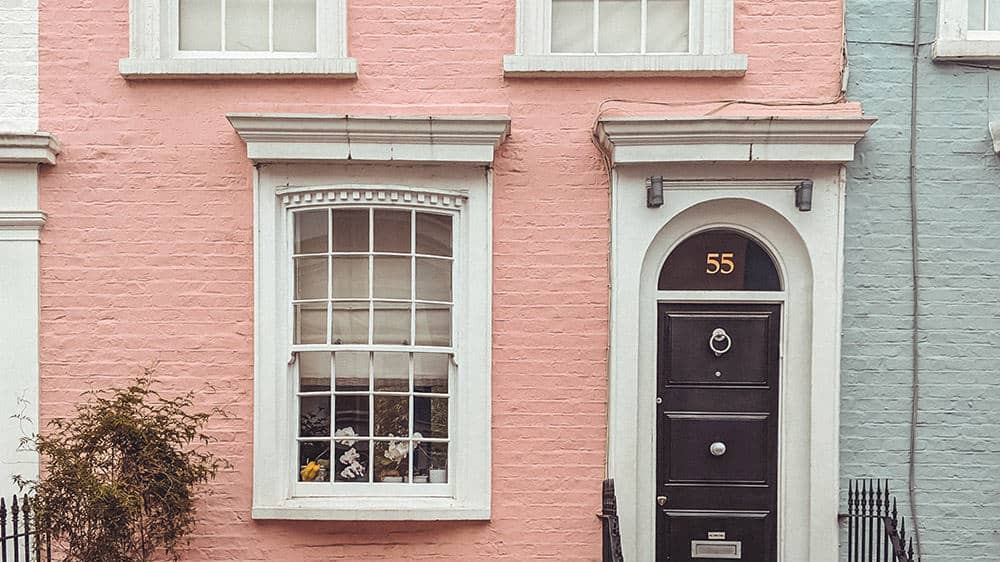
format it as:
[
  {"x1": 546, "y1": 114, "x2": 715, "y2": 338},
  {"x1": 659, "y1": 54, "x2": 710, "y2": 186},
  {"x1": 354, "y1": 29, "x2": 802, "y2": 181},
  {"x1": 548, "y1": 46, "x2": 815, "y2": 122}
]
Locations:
[
  {"x1": 935, "y1": 0, "x2": 1000, "y2": 60},
  {"x1": 503, "y1": 0, "x2": 746, "y2": 77},
  {"x1": 229, "y1": 114, "x2": 510, "y2": 520},
  {"x1": 119, "y1": 0, "x2": 357, "y2": 79}
]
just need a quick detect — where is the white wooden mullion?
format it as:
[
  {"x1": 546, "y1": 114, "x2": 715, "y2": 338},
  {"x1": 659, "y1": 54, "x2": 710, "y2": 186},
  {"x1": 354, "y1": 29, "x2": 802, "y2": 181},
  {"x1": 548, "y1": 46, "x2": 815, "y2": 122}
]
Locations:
[
  {"x1": 368, "y1": 351, "x2": 375, "y2": 484},
  {"x1": 367, "y1": 208, "x2": 375, "y2": 484},
  {"x1": 593, "y1": 0, "x2": 600, "y2": 54},
  {"x1": 326, "y1": 208, "x2": 332, "y2": 345},
  {"x1": 268, "y1": 0, "x2": 275, "y2": 51},
  {"x1": 220, "y1": 0, "x2": 227, "y2": 53},
  {"x1": 640, "y1": 0, "x2": 648, "y2": 54},
  {"x1": 329, "y1": 351, "x2": 337, "y2": 487},
  {"x1": 411, "y1": 210, "x2": 417, "y2": 349}
]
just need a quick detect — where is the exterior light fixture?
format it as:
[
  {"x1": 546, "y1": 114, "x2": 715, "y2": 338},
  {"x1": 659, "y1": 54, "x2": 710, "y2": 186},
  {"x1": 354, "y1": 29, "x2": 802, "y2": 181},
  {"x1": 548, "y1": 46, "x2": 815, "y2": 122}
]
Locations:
[
  {"x1": 647, "y1": 176, "x2": 664, "y2": 208},
  {"x1": 795, "y1": 180, "x2": 813, "y2": 212}
]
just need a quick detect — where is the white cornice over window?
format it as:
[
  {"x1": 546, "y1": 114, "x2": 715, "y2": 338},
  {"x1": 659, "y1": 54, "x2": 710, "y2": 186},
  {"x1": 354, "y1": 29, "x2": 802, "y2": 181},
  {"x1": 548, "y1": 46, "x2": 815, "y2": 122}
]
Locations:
[
  {"x1": 935, "y1": 0, "x2": 1000, "y2": 60},
  {"x1": 504, "y1": 0, "x2": 747, "y2": 77},
  {"x1": 227, "y1": 114, "x2": 511, "y2": 164},
  {"x1": 119, "y1": 0, "x2": 356, "y2": 79},
  {"x1": 594, "y1": 116, "x2": 877, "y2": 164}
]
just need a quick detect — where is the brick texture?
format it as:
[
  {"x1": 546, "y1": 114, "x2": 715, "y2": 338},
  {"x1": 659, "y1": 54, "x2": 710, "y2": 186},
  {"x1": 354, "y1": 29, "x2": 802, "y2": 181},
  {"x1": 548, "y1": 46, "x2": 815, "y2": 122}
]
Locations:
[
  {"x1": 843, "y1": 0, "x2": 1000, "y2": 559},
  {"x1": 0, "y1": 0, "x2": 39, "y2": 131},
  {"x1": 38, "y1": 0, "x2": 852, "y2": 559}
]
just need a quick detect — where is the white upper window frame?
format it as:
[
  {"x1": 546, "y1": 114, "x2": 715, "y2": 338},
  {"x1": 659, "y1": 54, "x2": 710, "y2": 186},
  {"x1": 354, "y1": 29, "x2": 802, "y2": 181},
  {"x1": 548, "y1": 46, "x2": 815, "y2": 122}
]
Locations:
[
  {"x1": 229, "y1": 113, "x2": 510, "y2": 520},
  {"x1": 119, "y1": 0, "x2": 357, "y2": 79},
  {"x1": 935, "y1": 0, "x2": 1000, "y2": 60},
  {"x1": 503, "y1": 0, "x2": 747, "y2": 77}
]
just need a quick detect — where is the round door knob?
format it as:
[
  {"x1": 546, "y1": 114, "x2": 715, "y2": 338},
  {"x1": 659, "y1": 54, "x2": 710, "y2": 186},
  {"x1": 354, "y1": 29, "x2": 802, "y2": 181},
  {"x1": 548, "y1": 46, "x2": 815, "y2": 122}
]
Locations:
[{"x1": 709, "y1": 442, "x2": 727, "y2": 457}]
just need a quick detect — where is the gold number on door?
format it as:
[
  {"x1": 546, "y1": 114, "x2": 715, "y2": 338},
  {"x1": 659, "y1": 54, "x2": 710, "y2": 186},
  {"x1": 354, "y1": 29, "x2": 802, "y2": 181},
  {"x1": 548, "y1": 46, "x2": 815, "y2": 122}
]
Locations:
[{"x1": 705, "y1": 252, "x2": 735, "y2": 275}]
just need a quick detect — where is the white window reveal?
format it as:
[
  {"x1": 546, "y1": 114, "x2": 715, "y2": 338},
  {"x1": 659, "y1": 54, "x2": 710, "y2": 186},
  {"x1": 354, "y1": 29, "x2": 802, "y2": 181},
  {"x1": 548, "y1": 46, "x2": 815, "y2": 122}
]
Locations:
[
  {"x1": 120, "y1": 0, "x2": 355, "y2": 78},
  {"x1": 229, "y1": 113, "x2": 510, "y2": 520},
  {"x1": 504, "y1": 0, "x2": 746, "y2": 76},
  {"x1": 292, "y1": 207, "x2": 455, "y2": 490},
  {"x1": 935, "y1": 0, "x2": 1000, "y2": 60}
]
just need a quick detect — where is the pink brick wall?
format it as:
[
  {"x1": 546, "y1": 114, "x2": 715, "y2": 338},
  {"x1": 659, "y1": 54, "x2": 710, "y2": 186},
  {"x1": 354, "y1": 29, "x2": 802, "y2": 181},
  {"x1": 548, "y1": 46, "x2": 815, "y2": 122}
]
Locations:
[{"x1": 37, "y1": 0, "x2": 854, "y2": 559}]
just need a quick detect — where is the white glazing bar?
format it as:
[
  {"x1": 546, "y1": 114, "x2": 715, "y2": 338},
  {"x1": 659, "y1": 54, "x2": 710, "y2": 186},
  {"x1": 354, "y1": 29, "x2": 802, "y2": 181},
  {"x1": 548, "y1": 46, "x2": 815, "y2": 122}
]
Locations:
[
  {"x1": 408, "y1": 352, "x2": 414, "y2": 483},
  {"x1": 368, "y1": 207, "x2": 374, "y2": 346},
  {"x1": 641, "y1": 0, "x2": 648, "y2": 54},
  {"x1": 329, "y1": 351, "x2": 336, "y2": 487},
  {"x1": 411, "y1": 210, "x2": 417, "y2": 347},
  {"x1": 368, "y1": 351, "x2": 375, "y2": 483},
  {"x1": 593, "y1": 0, "x2": 600, "y2": 53},
  {"x1": 326, "y1": 208, "x2": 332, "y2": 345},
  {"x1": 220, "y1": 0, "x2": 227, "y2": 53},
  {"x1": 268, "y1": 0, "x2": 275, "y2": 51}
]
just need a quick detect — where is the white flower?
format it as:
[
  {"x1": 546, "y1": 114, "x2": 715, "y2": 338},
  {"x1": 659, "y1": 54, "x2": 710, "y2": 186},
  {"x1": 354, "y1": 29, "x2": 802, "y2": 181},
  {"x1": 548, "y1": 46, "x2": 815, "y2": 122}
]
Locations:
[
  {"x1": 412, "y1": 432, "x2": 423, "y2": 440},
  {"x1": 383, "y1": 440, "x2": 409, "y2": 462},
  {"x1": 334, "y1": 426, "x2": 358, "y2": 447},
  {"x1": 339, "y1": 447, "x2": 360, "y2": 465}
]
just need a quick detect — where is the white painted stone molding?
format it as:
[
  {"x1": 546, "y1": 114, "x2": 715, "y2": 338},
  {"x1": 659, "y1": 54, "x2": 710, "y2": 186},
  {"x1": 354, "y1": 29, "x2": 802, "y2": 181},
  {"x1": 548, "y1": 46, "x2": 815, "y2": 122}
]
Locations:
[
  {"x1": 990, "y1": 122, "x2": 1000, "y2": 154},
  {"x1": 594, "y1": 116, "x2": 877, "y2": 164},
  {"x1": 227, "y1": 114, "x2": 511, "y2": 164},
  {"x1": 0, "y1": 132, "x2": 61, "y2": 165}
]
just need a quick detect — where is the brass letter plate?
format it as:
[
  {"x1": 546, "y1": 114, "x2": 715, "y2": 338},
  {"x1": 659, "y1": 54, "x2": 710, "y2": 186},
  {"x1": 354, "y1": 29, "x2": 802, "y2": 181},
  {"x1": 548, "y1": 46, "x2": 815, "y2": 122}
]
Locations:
[{"x1": 691, "y1": 540, "x2": 742, "y2": 559}]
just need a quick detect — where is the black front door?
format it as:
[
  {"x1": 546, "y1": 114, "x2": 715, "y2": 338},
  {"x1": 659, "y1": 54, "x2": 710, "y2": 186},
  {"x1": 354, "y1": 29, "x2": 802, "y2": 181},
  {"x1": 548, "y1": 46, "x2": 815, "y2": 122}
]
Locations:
[{"x1": 656, "y1": 303, "x2": 780, "y2": 561}]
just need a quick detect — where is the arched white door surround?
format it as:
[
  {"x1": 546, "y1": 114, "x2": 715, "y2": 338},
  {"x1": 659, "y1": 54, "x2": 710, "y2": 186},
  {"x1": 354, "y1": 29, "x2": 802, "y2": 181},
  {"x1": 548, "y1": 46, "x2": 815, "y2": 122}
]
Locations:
[{"x1": 595, "y1": 115, "x2": 874, "y2": 562}]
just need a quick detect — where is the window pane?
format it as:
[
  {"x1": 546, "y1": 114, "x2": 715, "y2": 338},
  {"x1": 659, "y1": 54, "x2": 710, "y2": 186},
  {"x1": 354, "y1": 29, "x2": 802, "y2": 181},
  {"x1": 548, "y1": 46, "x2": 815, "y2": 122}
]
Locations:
[
  {"x1": 552, "y1": 0, "x2": 594, "y2": 53},
  {"x1": 647, "y1": 0, "x2": 689, "y2": 52},
  {"x1": 374, "y1": 439, "x2": 409, "y2": 482},
  {"x1": 415, "y1": 304, "x2": 451, "y2": 347},
  {"x1": 294, "y1": 302, "x2": 327, "y2": 344},
  {"x1": 332, "y1": 210, "x2": 369, "y2": 252},
  {"x1": 299, "y1": 351, "x2": 331, "y2": 392},
  {"x1": 374, "y1": 396, "x2": 409, "y2": 437},
  {"x1": 299, "y1": 441, "x2": 330, "y2": 482},
  {"x1": 274, "y1": 0, "x2": 316, "y2": 52},
  {"x1": 334, "y1": 439, "x2": 368, "y2": 482},
  {"x1": 374, "y1": 352, "x2": 409, "y2": 392},
  {"x1": 416, "y1": 213, "x2": 452, "y2": 256},
  {"x1": 658, "y1": 230, "x2": 782, "y2": 291},
  {"x1": 374, "y1": 210, "x2": 411, "y2": 253},
  {"x1": 413, "y1": 442, "x2": 447, "y2": 483},
  {"x1": 990, "y1": 0, "x2": 1000, "y2": 30},
  {"x1": 295, "y1": 257, "x2": 327, "y2": 300},
  {"x1": 414, "y1": 396, "x2": 448, "y2": 438},
  {"x1": 225, "y1": 0, "x2": 269, "y2": 51},
  {"x1": 373, "y1": 257, "x2": 411, "y2": 299},
  {"x1": 295, "y1": 210, "x2": 328, "y2": 254},
  {"x1": 335, "y1": 395, "x2": 370, "y2": 437},
  {"x1": 599, "y1": 0, "x2": 641, "y2": 53},
  {"x1": 332, "y1": 257, "x2": 369, "y2": 299},
  {"x1": 971, "y1": 0, "x2": 987, "y2": 30},
  {"x1": 373, "y1": 302, "x2": 411, "y2": 345},
  {"x1": 299, "y1": 395, "x2": 330, "y2": 437},
  {"x1": 331, "y1": 301, "x2": 369, "y2": 344},
  {"x1": 179, "y1": 0, "x2": 222, "y2": 51},
  {"x1": 414, "y1": 353, "x2": 449, "y2": 394},
  {"x1": 335, "y1": 351, "x2": 369, "y2": 392},
  {"x1": 416, "y1": 257, "x2": 451, "y2": 302}
]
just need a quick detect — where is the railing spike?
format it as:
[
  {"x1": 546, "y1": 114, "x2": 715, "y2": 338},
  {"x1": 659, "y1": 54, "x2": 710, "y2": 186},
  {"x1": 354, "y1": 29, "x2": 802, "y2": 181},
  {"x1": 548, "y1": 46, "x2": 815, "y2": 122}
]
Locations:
[{"x1": 907, "y1": 538, "x2": 915, "y2": 561}]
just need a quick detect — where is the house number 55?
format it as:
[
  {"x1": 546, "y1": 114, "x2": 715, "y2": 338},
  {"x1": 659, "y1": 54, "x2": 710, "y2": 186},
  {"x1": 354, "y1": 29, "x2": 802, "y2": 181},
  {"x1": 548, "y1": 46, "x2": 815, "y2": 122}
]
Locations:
[{"x1": 705, "y1": 253, "x2": 735, "y2": 275}]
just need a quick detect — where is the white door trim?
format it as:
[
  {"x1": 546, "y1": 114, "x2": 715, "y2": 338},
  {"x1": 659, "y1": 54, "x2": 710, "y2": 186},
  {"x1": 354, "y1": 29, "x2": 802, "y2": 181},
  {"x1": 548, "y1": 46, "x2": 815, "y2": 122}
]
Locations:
[{"x1": 608, "y1": 164, "x2": 846, "y2": 562}]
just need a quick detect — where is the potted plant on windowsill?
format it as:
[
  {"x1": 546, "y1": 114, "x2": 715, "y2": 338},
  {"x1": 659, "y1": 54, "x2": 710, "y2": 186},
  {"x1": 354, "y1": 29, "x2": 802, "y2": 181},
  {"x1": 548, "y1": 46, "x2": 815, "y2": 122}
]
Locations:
[{"x1": 376, "y1": 437, "x2": 408, "y2": 482}]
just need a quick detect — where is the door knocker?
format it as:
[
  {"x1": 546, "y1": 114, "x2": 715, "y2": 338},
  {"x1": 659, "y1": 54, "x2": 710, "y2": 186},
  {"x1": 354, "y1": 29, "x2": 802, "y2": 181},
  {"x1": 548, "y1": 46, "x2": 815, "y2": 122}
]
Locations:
[{"x1": 709, "y1": 328, "x2": 732, "y2": 357}]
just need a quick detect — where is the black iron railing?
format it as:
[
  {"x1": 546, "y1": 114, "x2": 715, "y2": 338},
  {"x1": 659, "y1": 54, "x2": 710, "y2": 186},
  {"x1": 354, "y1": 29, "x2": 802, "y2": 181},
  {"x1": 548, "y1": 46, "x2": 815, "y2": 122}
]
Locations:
[
  {"x1": 844, "y1": 480, "x2": 916, "y2": 562},
  {"x1": 599, "y1": 479, "x2": 624, "y2": 562},
  {"x1": 0, "y1": 495, "x2": 50, "y2": 562}
]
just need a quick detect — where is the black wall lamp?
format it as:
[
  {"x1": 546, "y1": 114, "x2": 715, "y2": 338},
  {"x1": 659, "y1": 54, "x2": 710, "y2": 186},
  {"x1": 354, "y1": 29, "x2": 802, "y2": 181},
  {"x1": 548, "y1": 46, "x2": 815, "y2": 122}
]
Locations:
[
  {"x1": 647, "y1": 176, "x2": 664, "y2": 208},
  {"x1": 795, "y1": 180, "x2": 813, "y2": 212}
]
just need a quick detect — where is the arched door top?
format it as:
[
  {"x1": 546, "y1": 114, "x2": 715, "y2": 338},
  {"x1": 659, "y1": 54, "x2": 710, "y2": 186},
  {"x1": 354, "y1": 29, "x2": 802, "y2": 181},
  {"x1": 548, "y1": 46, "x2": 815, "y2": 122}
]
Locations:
[{"x1": 658, "y1": 229, "x2": 782, "y2": 291}]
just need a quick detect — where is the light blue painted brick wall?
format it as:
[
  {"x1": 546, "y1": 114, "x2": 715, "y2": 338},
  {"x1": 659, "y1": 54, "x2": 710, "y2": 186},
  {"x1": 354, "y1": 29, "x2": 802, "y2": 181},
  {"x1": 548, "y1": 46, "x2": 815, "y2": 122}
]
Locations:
[{"x1": 844, "y1": 0, "x2": 1000, "y2": 559}]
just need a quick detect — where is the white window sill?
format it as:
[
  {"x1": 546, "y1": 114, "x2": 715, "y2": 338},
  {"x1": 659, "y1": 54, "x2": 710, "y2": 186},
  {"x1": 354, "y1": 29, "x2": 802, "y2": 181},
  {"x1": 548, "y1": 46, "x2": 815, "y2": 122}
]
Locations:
[
  {"x1": 933, "y1": 39, "x2": 1000, "y2": 61},
  {"x1": 502, "y1": 54, "x2": 747, "y2": 77},
  {"x1": 118, "y1": 57, "x2": 358, "y2": 79},
  {"x1": 252, "y1": 497, "x2": 490, "y2": 521}
]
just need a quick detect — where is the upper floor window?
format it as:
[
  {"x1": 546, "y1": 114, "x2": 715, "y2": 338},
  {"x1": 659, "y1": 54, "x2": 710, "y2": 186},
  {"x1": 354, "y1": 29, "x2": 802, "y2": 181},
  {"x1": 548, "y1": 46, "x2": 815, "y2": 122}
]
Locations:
[
  {"x1": 120, "y1": 0, "x2": 356, "y2": 79},
  {"x1": 178, "y1": 0, "x2": 317, "y2": 54},
  {"x1": 504, "y1": 0, "x2": 747, "y2": 77},
  {"x1": 551, "y1": 0, "x2": 689, "y2": 54},
  {"x1": 934, "y1": 0, "x2": 1000, "y2": 60}
]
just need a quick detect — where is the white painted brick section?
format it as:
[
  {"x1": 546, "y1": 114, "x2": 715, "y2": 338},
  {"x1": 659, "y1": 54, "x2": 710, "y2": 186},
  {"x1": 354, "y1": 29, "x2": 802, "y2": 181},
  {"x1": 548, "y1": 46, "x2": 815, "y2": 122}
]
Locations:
[{"x1": 0, "y1": 0, "x2": 39, "y2": 131}]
